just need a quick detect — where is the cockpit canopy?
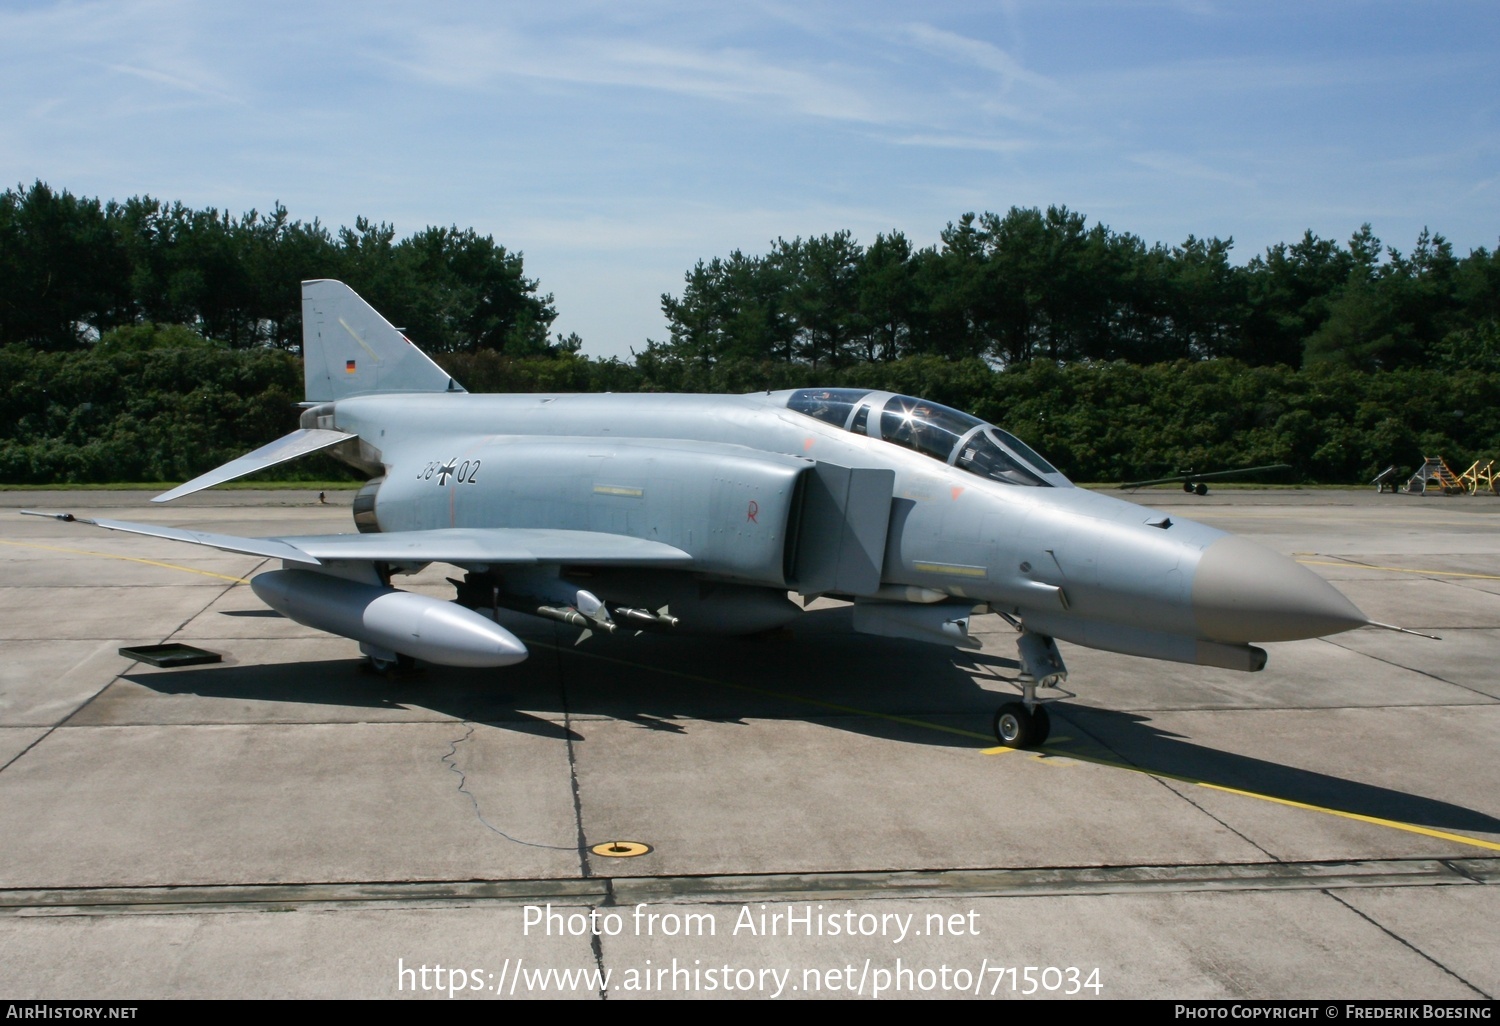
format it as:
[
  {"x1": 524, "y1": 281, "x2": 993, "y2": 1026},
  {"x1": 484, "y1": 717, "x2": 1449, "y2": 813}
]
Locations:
[{"x1": 783, "y1": 388, "x2": 1070, "y2": 488}]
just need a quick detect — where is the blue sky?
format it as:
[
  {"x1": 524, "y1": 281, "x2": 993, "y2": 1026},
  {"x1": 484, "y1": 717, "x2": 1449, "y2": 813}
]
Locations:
[{"x1": 2, "y1": 1, "x2": 1497, "y2": 359}]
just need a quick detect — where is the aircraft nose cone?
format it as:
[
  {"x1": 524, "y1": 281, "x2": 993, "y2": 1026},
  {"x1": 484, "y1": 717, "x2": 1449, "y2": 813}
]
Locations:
[{"x1": 1192, "y1": 535, "x2": 1367, "y2": 643}]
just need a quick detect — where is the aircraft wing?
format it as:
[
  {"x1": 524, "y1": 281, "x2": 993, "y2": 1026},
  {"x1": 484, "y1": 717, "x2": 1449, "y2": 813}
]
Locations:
[
  {"x1": 19, "y1": 513, "x2": 694, "y2": 568},
  {"x1": 1122, "y1": 463, "x2": 1291, "y2": 489},
  {"x1": 277, "y1": 528, "x2": 694, "y2": 566}
]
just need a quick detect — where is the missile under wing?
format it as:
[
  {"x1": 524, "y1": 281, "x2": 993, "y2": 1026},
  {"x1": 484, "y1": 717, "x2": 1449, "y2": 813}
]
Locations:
[{"x1": 26, "y1": 280, "x2": 1381, "y2": 748}]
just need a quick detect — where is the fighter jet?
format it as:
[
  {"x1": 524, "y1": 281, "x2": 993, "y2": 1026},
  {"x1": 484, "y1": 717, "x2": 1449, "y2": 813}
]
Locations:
[{"x1": 26, "y1": 280, "x2": 1379, "y2": 748}]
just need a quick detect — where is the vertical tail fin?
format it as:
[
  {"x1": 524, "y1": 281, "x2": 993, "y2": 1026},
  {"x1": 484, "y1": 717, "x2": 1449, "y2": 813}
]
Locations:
[{"x1": 301, "y1": 279, "x2": 466, "y2": 402}]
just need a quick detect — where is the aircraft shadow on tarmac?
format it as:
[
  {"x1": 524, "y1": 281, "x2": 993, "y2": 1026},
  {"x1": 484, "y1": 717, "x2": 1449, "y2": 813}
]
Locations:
[
  {"x1": 1055, "y1": 706, "x2": 1500, "y2": 838},
  {"x1": 115, "y1": 606, "x2": 1500, "y2": 839}
]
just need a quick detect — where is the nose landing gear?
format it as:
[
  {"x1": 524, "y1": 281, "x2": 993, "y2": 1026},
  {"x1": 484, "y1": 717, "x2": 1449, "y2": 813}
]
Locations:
[{"x1": 992, "y1": 629, "x2": 1069, "y2": 748}]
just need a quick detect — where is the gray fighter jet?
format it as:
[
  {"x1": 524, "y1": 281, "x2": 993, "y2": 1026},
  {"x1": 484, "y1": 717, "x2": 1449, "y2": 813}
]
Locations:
[{"x1": 26, "y1": 280, "x2": 1379, "y2": 748}]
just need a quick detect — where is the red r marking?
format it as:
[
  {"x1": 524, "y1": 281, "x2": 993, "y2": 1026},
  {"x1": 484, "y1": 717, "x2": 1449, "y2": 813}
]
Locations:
[{"x1": 746, "y1": 500, "x2": 759, "y2": 523}]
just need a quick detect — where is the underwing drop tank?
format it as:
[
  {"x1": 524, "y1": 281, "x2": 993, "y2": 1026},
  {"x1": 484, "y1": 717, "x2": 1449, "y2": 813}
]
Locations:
[{"x1": 251, "y1": 569, "x2": 528, "y2": 668}]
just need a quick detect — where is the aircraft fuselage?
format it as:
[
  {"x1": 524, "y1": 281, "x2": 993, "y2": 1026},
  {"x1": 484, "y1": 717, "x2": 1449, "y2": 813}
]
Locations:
[{"x1": 322, "y1": 389, "x2": 1362, "y2": 671}]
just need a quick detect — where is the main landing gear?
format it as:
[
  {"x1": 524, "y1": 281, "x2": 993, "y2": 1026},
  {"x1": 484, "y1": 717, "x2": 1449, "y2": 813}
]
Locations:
[{"x1": 992, "y1": 629, "x2": 1070, "y2": 749}]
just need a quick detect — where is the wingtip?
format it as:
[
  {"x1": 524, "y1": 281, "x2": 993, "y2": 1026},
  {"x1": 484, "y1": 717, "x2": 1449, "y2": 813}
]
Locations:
[{"x1": 19, "y1": 510, "x2": 80, "y2": 522}]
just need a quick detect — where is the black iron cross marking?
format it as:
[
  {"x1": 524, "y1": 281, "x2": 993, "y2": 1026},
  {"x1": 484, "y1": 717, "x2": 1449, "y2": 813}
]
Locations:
[{"x1": 437, "y1": 459, "x2": 458, "y2": 486}]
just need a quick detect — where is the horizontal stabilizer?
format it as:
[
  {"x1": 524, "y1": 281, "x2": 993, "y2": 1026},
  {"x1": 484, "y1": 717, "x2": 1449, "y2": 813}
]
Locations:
[{"x1": 153, "y1": 428, "x2": 356, "y2": 503}]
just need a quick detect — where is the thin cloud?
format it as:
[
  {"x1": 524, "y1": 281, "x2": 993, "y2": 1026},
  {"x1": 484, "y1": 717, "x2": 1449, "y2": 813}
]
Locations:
[
  {"x1": 884, "y1": 132, "x2": 1035, "y2": 155},
  {"x1": 103, "y1": 63, "x2": 245, "y2": 105},
  {"x1": 1071, "y1": 51, "x2": 1484, "y2": 105},
  {"x1": 900, "y1": 22, "x2": 1057, "y2": 95},
  {"x1": 2, "y1": 1, "x2": 252, "y2": 110},
  {"x1": 389, "y1": 23, "x2": 895, "y2": 125},
  {"x1": 1464, "y1": 175, "x2": 1499, "y2": 200},
  {"x1": 1128, "y1": 151, "x2": 1258, "y2": 190}
]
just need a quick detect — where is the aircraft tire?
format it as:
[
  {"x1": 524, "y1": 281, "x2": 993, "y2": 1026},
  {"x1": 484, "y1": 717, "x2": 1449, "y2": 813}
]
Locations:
[
  {"x1": 1195, "y1": 483, "x2": 1208, "y2": 496},
  {"x1": 994, "y1": 702, "x2": 1036, "y2": 748},
  {"x1": 1030, "y1": 704, "x2": 1051, "y2": 745},
  {"x1": 1182, "y1": 481, "x2": 1194, "y2": 493}
]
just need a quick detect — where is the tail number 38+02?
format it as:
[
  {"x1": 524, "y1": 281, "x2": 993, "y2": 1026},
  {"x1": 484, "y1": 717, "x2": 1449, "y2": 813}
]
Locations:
[{"x1": 418, "y1": 459, "x2": 480, "y2": 486}]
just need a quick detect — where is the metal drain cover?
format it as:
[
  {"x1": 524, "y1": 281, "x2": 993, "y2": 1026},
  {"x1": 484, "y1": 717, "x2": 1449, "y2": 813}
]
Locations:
[{"x1": 119, "y1": 644, "x2": 222, "y2": 668}]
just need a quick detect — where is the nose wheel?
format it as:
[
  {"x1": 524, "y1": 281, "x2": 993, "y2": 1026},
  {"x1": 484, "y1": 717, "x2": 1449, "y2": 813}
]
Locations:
[{"x1": 993, "y1": 702, "x2": 1051, "y2": 748}]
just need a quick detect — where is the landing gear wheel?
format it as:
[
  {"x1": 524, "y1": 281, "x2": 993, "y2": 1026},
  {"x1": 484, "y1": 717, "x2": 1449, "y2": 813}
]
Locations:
[
  {"x1": 1182, "y1": 481, "x2": 1194, "y2": 493},
  {"x1": 994, "y1": 702, "x2": 1046, "y2": 748},
  {"x1": 994, "y1": 703, "x2": 1025, "y2": 746},
  {"x1": 1194, "y1": 482, "x2": 1208, "y2": 496}
]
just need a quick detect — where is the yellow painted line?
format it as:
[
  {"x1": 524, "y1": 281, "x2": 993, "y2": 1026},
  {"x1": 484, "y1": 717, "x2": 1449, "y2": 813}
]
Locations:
[
  {"x1": 982, "y1": 745, "x2": 1072, "y2": 760},
  {"x1": 0, "y1": 539, "x2": 250, "y2": 584},
  {"x1": 1197, "y1": 782, "x2": 1500, "y2": 852},
  {"x1": 983, "y1": 744, "x2": 1075, "y2": 756},
  {"x1": 1297, "y1": 558, "x2": 1500, "y2": 581},
  {"x1": 1006, "y1": 743, "x2": 1500, "y2": 853}
]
